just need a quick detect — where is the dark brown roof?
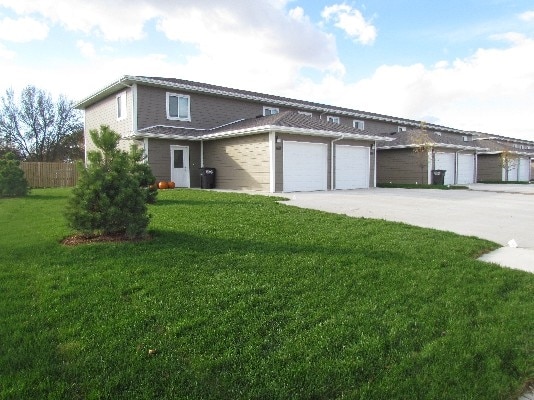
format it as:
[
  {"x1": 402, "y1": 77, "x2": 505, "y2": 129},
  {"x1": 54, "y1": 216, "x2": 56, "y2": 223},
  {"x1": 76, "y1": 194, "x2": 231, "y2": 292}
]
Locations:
[
  {"x1": 135, "y1": 111, "x2": 391, "y2": 141},
  {"x1": 376, "y1": 129, "x2": 487, "y2": 150}
]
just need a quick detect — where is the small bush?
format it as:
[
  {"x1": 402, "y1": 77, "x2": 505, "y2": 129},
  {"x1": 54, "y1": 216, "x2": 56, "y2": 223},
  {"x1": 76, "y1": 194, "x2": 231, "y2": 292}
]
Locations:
[
  {"x1": 0, "y1": 152, "x2": 29, "y2": 197},
  {"x1": 65, "y1": 125, "x2": 156, "y2": 239}
]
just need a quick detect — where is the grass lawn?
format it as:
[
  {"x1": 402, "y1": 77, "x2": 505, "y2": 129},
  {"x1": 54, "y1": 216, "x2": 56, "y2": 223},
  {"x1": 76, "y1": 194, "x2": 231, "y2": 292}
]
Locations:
[{"x1": 1, "y1": 188, "x2": 533, "y2": 399}]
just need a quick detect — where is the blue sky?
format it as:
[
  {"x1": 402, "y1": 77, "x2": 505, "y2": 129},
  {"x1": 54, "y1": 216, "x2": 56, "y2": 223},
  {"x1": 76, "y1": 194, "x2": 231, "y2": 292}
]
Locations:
[{"x1": 1, "y1": 0, "x2": 533, "y2": 140}]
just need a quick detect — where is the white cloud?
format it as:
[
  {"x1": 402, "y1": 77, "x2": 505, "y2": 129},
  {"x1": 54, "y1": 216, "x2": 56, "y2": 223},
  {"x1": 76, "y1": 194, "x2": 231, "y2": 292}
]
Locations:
[
  {"x1": 0, "y1": 16, "x2": 49, "y2": 42},
  {"x1": 0, "y1": 0, "x2": 158, "y2": 41},
  {"x1": 76, "y1": 40, "x2": 96, "y2": 59},
  {"x1": 519, "y1": 10, "x2": 534, "y2": 21},
  {"x1": 0, "y1": 43, "x2": 15, "y2": 59},
  {"x1": 321, "y1": 3, "x2": 376, "y2": 45},
  {"x1": 295, "y1": 36, "x2": 534, "y2": 139}
]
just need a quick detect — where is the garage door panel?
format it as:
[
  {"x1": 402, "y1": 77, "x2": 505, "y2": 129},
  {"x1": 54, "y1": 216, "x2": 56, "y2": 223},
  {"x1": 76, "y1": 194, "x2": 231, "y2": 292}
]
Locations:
[
  {"x1": 457, "y1": 154, "x2": 475, "y2": 184},
  {"x1": 518, "y1": 157, "x2": 530, "y2": 181},
  {"x1": 335, "y1": 145, "x2": 369, "y2": 189},
  {"x1": 435, "y1": 152, "x2": 455, "y2": 185},
  {"x1": 283, "y1": 141, "x2": 328, "y2": 192}
]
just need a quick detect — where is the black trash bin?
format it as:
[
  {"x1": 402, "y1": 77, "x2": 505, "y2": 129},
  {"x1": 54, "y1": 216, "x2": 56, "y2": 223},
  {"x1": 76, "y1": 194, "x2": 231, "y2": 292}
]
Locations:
[
  {"x1": 431, "y1": 169, "x2": 446, "y2": 185},
  {"x1": 200, "y1": 167, "x2": 216, "y2": 189}
]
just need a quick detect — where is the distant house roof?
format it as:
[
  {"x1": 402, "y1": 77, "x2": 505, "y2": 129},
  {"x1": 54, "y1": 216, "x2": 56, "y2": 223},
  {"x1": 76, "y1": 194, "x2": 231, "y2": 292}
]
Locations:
[
  {"x1": 75, "y1": 75, "x2": 466, "y2": 134},
  {"x1": 376, "y1": 129, "x2": 487, "y2": 151},
  {"x1": 472, "y1": 137, "x2": 533, "y2": 156},
  {"x1": 134, "y1": 111, "x2": 394, "y2": 142}
]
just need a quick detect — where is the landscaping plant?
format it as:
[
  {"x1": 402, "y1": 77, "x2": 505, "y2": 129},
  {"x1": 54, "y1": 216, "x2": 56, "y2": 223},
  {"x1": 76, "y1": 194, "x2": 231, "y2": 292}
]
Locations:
[
  {"x1": 0, "y1": 151, "x2": 28, "y2": 197},
  {"x1": 65, "y1": 125, "x2": 156, "y2": 239}
]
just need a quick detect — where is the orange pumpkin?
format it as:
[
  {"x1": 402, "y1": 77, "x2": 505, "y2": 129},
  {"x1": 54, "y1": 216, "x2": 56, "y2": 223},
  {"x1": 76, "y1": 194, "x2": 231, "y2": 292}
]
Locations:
[
  {"x1": 158, "y1": 181, "x2": 169, "y2": 189},
  {"x1": 167, "y1": 181, "x2": 176, "y2": 189}
]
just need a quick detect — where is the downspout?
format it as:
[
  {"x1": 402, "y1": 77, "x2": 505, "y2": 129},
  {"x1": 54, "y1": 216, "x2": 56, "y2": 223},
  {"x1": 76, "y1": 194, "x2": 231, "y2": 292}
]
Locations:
[
  {"x1": 331, "y1": 135, "x2": 344, "y2": 190},
  {"x1": 373, "y1": 140, "x2": 377, "y2": 188},
  {"x1": 474, "y1": 150, "x2": 478, "y2": 183},
  {"x1": 269, "y1": 130, "x2": 276, "y2": 193},
  {"x1": 455, "y1": 150, "x2": 459, "y2": 185},
  {"x1": 200, "y1": 140, "x2": 204, "y2": 168}
]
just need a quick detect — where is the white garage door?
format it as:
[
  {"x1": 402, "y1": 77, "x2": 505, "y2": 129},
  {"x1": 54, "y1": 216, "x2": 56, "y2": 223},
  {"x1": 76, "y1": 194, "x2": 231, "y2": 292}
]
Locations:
[
  {"x1": 518, "y1": 157, "x2": 530, "y2": 181},
  {"x1": 335, "y1": 145, "x2": 370, "y2": 189},
  {"x1": 456, "y1": 153, "x2": 475, "y2": 184},
  {"x1": 283, "y1": 141, "x2": 328, "y2": 192},
  {"x1": 504, "y1": 159, "x2": 519, "y2": 181},
  {"x1": 435, "y1": 152, "x2": 456, "y2": 185}
]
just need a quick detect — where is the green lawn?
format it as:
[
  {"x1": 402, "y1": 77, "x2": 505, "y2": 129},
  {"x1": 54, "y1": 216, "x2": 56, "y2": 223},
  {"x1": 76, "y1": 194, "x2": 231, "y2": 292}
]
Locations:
[{"x1": 1, "y1": 188, "x2": 532, "y2": 399}]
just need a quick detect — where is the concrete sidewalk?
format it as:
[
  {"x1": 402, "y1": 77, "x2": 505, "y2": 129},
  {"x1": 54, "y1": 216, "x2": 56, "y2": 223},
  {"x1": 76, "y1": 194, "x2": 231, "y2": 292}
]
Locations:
[{"x1": 282, "y1": 184, "x2": 534, "y2": 273}]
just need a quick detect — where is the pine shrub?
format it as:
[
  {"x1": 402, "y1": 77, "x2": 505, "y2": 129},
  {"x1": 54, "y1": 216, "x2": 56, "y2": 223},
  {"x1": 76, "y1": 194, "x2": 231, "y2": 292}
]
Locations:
[
  {"x1": 0, "y1": 152, "x2": 29, "y2": 197},
  {"x1": 65, "y1": 125, "x2": 156, "y2": 239}
]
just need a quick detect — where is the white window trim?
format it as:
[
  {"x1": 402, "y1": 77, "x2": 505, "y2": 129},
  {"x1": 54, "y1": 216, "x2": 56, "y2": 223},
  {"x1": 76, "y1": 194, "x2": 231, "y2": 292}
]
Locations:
[
  {"x1": 398, "y1": 126, "x2": 407, "y2": 132},
  {"x1": 327, "y1": 116, "x2": 340, "y2": 124},
  {"x1": 166, "y1": 92, "x2": 191, "y2": 121},
  {"x1": 116, "y1": 92, "x2": 127, "y2": 121},
  {"x1": 298, "y1": 111, "x2": 313, "y2": 117},
  {"x1": 353, "y1": 120, "x2": 364, "y2": 130},
  {"x1": 263, "y1": 106, "x2": 279, "y2": 116}
]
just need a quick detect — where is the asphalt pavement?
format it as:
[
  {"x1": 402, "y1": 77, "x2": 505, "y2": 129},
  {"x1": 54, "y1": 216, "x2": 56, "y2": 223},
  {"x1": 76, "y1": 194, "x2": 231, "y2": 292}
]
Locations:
[{"x1": 281, "y1": 184, "x2": 534, "y2": 273}]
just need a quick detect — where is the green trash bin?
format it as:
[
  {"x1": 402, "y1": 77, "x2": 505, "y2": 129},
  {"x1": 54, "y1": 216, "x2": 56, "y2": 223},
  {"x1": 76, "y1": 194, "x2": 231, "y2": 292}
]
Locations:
[{"x1": 431, "y1": 170, "x2": 446, "y2": 185}]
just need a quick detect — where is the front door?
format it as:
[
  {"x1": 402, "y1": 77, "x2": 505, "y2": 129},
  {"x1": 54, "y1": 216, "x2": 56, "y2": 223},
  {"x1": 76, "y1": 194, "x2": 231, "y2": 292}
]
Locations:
[{"x1": 170, "y1": 145, "x2": 190, "y2": 187}]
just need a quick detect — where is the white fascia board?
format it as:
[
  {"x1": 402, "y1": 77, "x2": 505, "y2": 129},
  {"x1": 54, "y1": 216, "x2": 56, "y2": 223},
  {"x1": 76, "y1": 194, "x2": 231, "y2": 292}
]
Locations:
[
  {"x1": 128, "y1": 132, "x2": 199, "y2": 141},
  {"x1": 201, "y1": 125, "x2": 394, "y2": 141},
  {"x1": 377, "y1": 143, "x2": 486, "y2": 151},
  {"x1": 75, "y1": 75, "x2": 135, "y2": 109}
]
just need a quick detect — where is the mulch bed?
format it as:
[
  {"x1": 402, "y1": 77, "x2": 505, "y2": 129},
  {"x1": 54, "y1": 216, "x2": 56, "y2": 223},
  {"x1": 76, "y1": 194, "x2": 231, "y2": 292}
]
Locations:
[{"x1": 61, "y1": 233, "x2": 151, "y2": 246}]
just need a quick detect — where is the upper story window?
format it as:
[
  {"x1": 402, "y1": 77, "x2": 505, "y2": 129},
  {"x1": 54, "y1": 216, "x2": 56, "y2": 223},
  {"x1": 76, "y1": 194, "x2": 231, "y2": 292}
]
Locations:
[
  {"x1": 116, "y1": 92, "x2": 127, "y2": 121},
  {"x1": 263, "y1": 107, "x2": 279, "y2": 116},
  {"x1": 327, "y1": 116, "x2": 340, "y2": 124},
  {"x1": 353, "y1": 120, "x2": 364, "y2": 130},
  {"x1": 166, "y1": 93, "x2": 191, "y2": 121},
  {"x1": 298, "y1": 111, "x2": 313, "y2": 117},
  {"x1": 398, "y1": 126, "x2": 407, "y2": 132}
]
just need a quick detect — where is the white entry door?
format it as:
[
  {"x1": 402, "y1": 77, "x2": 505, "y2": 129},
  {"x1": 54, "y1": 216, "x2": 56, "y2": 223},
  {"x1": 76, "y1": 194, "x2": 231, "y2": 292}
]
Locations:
[
  {"x1": 335, "y1": 145, "x2": 370, "y2": 189},
  {"x1": 170, "y1": 145, "x2": 190, "y2": 187}
]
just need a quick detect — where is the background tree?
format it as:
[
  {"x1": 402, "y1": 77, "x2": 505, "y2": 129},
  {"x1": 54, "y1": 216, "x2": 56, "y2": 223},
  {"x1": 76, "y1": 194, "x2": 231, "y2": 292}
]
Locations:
[
  {"x1": 65, "y1": 125, "x2": 156, "y2": 239},
  {"x1": 412, "y1": 122, "x2": 434, "y2": 184},
  {"x1": 500, "y1": 150, "x2": 517, "y2": 181},
  {"x1": 0, "y1": 86, "x2": 83, "y2": 161},
  {"x1": 0, "y1": 152, "x2": 29, "y2": 197}
]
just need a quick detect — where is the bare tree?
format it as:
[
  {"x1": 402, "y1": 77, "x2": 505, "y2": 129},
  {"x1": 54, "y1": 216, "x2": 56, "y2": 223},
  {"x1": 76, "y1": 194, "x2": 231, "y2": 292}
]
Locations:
[
  {"x1": 0, "y1": 86, "x2": 84, "y2": 161},
  {"x1": 412, "y1": 122, "x2": 434, "y2": 184},
  {"x1": 500, "y1": 150, "x2": 517, "y2": 181}
]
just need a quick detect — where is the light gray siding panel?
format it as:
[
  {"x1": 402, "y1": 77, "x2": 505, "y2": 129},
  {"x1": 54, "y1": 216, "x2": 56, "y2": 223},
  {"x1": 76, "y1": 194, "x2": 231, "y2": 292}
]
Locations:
[
  {"x1": 203, "y1": 134, "x2": 270, "y2": 191},
  {"x1": 377, "y1": 148, "x2": 430, "y2": 184},
  {"x1": 85, "y1": 88, "x2": 135, "y2": 154},
  {"x1": 147, "y1": 139, "x2": 201, "y2": 187}
]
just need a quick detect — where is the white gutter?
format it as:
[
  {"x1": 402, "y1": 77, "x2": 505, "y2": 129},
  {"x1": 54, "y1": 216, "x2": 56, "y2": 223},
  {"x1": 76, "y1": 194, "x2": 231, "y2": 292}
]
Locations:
[{"x1": 330, "y1": 135, "x2": 345, "y2": 190}]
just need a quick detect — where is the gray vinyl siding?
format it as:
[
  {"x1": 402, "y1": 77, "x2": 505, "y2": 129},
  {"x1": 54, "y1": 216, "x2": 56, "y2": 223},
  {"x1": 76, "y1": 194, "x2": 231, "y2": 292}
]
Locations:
[
  {"x1": 203, "y1": 134, "x2": 270, "y2": 191},
  {"x1": 84, "y1": 88, "x2": 136, "y2": 154},
  {"x1": 137, "y1": 85, "x2": 298, "y2": 130},
  {"x1": 147, "y1": 139, "x2": 202, "y2": 187},
  {"x1": 477, "y1": 154, "x2": 502, "y2": 182},
  {"x1": 377, "y1": 148, "x2": 430, "y2": 184}
]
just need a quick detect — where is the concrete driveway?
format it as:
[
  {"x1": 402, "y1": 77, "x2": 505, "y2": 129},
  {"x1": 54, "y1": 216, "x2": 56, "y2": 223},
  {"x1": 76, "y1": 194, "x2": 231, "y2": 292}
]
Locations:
[{"x1": 281, "y1": 184, "x2": 534, "y2": 273}]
